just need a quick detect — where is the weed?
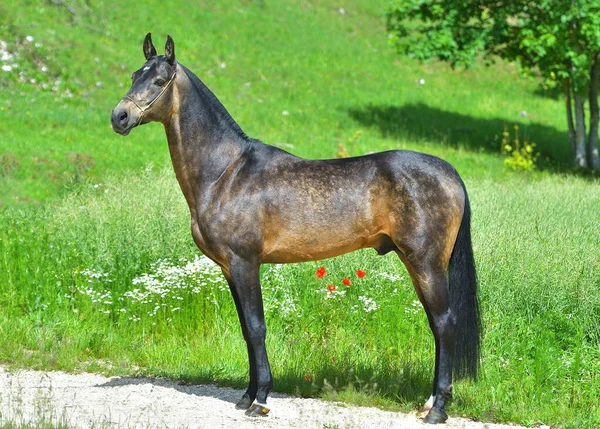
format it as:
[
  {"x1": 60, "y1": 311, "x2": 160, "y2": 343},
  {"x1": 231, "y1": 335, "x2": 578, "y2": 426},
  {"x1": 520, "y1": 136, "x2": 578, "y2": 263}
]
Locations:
[
  {"x1": 500, "y1": 124, "x2": 539, "y2": 171},
  {"x1": 0, "y1": 154, "x2": 20, "y2": 177},
  {"x1": 67, "y1": 153, "x2": 95, "y2": 182},
  {"x1": 336, "y1": 131, "x2": 363, "y2": 158}
]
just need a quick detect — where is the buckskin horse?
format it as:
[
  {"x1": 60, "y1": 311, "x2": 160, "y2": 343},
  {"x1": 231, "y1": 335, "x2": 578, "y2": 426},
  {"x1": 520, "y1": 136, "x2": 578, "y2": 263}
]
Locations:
[{"x1": 111, "y1": 34, "x2": 481, "y2": 424}]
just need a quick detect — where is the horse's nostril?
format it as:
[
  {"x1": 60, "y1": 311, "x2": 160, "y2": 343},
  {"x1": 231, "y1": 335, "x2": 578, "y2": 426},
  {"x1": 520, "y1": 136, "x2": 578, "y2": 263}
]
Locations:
[{"x1": 119, "y1": 111, "x2": 128, "y2": 123}]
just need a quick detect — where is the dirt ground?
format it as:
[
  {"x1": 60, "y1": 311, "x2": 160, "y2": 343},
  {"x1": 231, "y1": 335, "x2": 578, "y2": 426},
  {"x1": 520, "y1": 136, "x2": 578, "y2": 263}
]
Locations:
[{"x1": 0, "y1": 367, "x2": 544, "y2": 429}]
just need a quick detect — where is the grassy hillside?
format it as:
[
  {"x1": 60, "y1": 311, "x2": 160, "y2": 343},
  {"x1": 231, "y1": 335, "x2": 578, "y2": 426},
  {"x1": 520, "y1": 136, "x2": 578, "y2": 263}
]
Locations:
[
  {"x1": 1, "y1": 1, "x2": 599, "y2": 428},
  {"x1": 1, "y1": 0, "x2": 570, "y2": 205}
]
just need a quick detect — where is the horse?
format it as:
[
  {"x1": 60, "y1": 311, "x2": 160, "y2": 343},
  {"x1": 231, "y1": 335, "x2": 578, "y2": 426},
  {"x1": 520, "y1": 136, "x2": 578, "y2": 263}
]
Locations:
[{"x1": 111, "y1": 33, "x2": 481, "y2": 424}]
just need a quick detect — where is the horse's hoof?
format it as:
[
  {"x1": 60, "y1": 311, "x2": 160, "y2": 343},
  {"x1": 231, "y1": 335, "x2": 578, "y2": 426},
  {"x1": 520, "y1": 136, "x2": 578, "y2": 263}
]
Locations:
[
  {"x1": 235, "y1": 395, "x2": 253, "y2": 410},
  {"x1": 417, "y1": 394, "x2": 435, "y2": 418},
  {"x1": 416, "y1": 406, "x2": 431, "y2": 419},
  {"x1": 245, "y1": 403, "x2": 270, "y2": 417},
  {"x1": 423, "y1": 408, "x2": 448, "y2": 424}
]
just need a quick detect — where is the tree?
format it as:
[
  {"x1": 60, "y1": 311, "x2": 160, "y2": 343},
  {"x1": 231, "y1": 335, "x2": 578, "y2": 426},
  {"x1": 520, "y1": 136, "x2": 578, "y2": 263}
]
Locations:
[{"x1": 386, "y1": 0, "x2": 600, "y2": 170}]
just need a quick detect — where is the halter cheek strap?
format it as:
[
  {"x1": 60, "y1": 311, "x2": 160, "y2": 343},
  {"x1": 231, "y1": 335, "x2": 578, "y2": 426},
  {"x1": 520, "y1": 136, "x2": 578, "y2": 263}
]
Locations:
[{"x1": 124, "y1": 68, "x2": 177, "y2": 127}]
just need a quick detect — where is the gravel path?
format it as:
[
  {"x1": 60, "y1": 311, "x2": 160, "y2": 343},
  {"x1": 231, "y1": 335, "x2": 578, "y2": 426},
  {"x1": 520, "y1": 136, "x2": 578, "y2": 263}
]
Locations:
[{"x1": 0, "y1": 367, "x2": 537, "y2": 429}]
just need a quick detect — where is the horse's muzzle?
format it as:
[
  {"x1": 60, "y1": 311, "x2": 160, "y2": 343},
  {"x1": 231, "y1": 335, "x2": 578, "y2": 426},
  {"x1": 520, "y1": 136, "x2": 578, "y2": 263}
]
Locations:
[{"x1": 111, "y1": 101, "x2": 139, "y2": 136}]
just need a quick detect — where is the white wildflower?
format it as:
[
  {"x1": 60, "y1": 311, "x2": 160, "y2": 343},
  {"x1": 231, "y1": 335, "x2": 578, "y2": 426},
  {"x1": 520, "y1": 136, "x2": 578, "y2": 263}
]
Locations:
[
  {"x1": 377, "y1": 272, "x2": 404, "y2": 282},
  {"x1": 404, "y1": 299, "x2": 421, "y2": 315},
  {"x1": 358, "y1": 295, "x2": 379, "y2": 313},
  {"x1": 326, "y1": 289, "x2": 346, "y2": 300}
]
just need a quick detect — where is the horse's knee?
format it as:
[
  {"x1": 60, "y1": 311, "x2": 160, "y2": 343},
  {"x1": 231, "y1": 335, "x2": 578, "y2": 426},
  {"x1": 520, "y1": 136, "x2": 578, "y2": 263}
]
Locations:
[{"x1": 245, "y1": 327, "x2": 267, "y2": 345}]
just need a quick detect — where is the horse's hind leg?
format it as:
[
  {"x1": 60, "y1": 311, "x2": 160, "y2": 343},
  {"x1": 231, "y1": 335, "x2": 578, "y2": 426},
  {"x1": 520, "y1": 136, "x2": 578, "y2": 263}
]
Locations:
[
  {"x1": 223, "y1": 256, "x2": 273, "y2": 417},
  {"x1": 400, "y1": 254, "x2": 456, "y2": 424}
]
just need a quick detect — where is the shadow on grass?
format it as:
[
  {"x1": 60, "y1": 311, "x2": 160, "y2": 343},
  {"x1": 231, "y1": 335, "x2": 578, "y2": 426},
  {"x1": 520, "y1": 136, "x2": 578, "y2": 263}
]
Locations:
[
  {"x1": 347, "y1": 103, "x2": 571, "y2": 168},
  {"x1": 275, "y1": 364, "x2": 432, "y2": 406},
  {"x1": 98, "y1": 364, "x2": 432, "y2": 408},
  {"x1": 533, "y1": 85, "x2": 562, "y2": 101}
]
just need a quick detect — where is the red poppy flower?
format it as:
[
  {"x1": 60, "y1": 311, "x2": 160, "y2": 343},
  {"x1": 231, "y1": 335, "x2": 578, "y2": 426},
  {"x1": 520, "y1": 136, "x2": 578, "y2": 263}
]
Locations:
[
  {"x1": 316, "y1": 267, "x2": 327, "y2": 278},
  {"x1": 356, "y1": 269, "x2": 366, "y2": 278},
  {"x1": 327, "y1": 284, "x2": 337, "y2": 292},
  {"x1": 342, "y1": 278, "x2": 352, "y2": 286},
  {"x1": 304, "y1": 374, "x2": 313, "y2": 382}
]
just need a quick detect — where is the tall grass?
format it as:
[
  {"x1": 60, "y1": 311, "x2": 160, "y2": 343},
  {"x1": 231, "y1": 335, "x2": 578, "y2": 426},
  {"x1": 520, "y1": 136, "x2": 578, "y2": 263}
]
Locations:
[{"x1": 0, "y1": 166, "x2": 598, "y2": 428}]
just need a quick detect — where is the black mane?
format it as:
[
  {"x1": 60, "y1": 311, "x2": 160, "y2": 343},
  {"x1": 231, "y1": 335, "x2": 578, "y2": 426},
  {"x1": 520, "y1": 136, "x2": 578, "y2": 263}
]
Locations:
[{"x1": 180, "y1": 63, "x2": 248, "y2": 140}]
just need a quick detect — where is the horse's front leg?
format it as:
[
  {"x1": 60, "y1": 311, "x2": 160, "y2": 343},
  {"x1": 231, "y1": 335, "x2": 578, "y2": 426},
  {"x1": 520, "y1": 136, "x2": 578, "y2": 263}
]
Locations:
[{"x1": 224, "y1": 255, "x2": 273, "y2": 417}]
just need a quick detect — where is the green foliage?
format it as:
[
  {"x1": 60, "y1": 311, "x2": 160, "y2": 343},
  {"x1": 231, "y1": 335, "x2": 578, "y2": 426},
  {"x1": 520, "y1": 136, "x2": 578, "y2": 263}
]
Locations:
[
  {"x1": 500, "y1": 125, "x2": 539, "y2": 172},
  {"x1": 386, "y1": 1, "x2": 488, "y2": 67},
  {"x1": 386, "y1": 0, "x2": 600, "y2": 92},
  {"x1": 386, "y1": 0, "x2": 600, "y2": 169}
]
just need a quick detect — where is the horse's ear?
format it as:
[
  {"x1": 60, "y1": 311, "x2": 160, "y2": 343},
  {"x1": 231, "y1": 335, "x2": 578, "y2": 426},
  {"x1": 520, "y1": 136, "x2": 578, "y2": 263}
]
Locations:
[
  {"x1": 165, "y1": 35, "x2": 176, "y2": 66},
  {"x1": 143, "y1": 33, "x2": 157, "y2": 61}
]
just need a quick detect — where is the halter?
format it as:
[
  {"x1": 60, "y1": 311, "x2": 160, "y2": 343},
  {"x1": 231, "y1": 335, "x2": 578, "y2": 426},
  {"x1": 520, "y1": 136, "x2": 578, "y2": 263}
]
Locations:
[{"x1": 124, "y1": 67, "x2": 177, "y2": 126}]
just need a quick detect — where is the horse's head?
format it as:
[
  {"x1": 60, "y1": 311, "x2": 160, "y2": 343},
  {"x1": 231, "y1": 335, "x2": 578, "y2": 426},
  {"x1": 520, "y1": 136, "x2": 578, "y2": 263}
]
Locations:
[{"x1": 111, "y1": 33, "x2": 177, "y2": 136}]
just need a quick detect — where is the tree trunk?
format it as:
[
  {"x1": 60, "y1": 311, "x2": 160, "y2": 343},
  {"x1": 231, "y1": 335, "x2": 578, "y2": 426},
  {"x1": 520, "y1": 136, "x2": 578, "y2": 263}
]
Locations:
[
  {"x1": 564, "y1": 79, "x2": 576, "y2": 155},
  {"x1": 589, "y1": 55, "x2": 600, "y2": 170},
  {"x1": 574, "y1": 93, "x2": 588, "y2": 168}
]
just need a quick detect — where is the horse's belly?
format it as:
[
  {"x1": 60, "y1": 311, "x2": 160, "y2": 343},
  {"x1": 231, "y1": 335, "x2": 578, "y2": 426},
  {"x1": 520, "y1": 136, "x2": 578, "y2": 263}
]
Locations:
[{"x1": 260, "y1": 227, "x2": 382, "y2": 263}]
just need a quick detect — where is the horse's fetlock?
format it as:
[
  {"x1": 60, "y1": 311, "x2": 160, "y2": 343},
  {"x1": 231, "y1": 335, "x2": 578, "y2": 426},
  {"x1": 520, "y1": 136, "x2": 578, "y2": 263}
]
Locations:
[{"x1": 438, "y1": 385, "x2": 453, "y2": 402}]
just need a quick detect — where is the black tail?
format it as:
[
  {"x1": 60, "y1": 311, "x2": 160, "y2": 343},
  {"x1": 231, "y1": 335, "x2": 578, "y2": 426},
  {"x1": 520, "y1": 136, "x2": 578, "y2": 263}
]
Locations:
[{"x1": 448, "y1": 186, "x2": 481, "y2": 380}]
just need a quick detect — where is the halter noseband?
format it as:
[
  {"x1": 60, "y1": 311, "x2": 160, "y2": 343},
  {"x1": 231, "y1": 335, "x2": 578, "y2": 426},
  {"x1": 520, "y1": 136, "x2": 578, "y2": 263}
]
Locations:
[{"x1": 124, "y1": 67, "x2": 177, "y2": 126}]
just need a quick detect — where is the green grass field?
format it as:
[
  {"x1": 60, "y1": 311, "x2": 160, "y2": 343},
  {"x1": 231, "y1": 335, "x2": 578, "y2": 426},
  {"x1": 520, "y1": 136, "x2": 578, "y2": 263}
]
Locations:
[{"x1": 1, "y1": 1, "x2": 599, "y2": 428}]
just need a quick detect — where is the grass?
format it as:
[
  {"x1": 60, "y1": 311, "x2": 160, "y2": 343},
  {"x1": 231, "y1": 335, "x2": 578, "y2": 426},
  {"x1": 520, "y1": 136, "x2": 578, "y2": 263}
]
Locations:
[
  {"x1": 0, "y1": 0, "x2": 599, "y2": 428},
  {"x1": 0, "y1": 169, "x2": 599, "y2": 428},
  {"x1": 0, "y1": 0, "x2": 577, "y2": 205}
]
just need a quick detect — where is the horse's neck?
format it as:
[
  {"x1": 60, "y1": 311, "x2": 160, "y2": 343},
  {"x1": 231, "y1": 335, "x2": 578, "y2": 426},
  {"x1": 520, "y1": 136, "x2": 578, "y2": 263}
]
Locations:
[{"x1": 164, "y1": 72, "x2": 247, "y2": 211}]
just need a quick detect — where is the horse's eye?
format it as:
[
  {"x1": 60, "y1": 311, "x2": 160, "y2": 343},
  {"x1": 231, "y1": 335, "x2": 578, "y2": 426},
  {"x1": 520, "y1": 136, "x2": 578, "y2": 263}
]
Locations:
[{"x1": 155, "y1": 78, "x2": 166, "y2": 87}]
